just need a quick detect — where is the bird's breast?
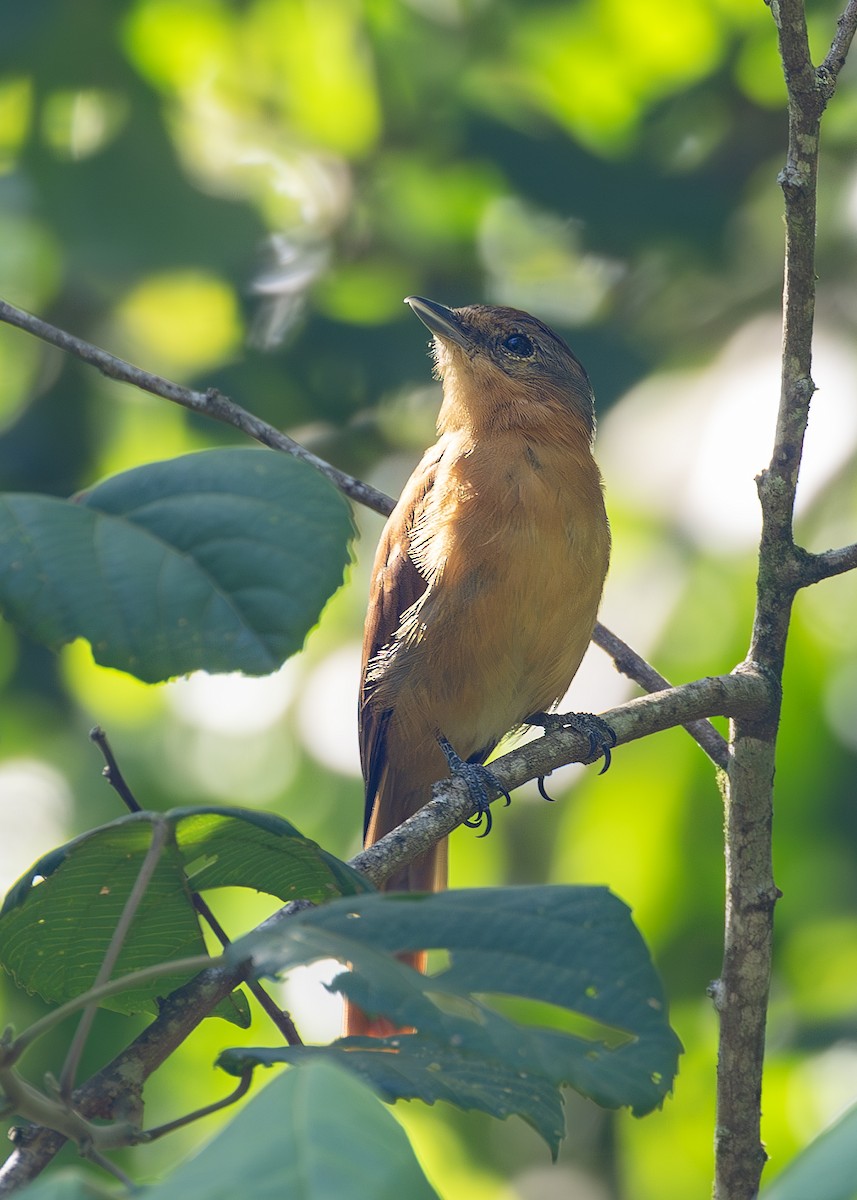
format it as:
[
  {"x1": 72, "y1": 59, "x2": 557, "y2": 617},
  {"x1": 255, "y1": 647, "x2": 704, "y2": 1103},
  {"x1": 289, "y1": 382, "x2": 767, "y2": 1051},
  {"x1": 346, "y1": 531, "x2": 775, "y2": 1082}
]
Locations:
[{"x1": 388, "y1": 433, "x2": 610, "y2": 754}]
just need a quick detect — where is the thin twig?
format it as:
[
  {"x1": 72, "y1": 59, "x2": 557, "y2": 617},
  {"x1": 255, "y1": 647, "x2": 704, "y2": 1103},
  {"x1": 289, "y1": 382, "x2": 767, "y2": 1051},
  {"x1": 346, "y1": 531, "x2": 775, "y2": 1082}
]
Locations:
[
  {"x1": 592, "y1": 623, "x2": 728, "y2": 768},
  {"x1": 89, "y1": 726, "x2": 303, "y2": 1046},
  {"x1": 140, "y1": 1069, "x2": 253, "y2": 1142},
  {"x1": 58, "y1": 818, "x2": 171, "y2": 1098},
  {"x1": 89, "y1": 725, "x2": 142, "y2": 812},
  {"x1": 820, "y1": 0, "x2": 857, "y2": 77},
  {"x1": 188, "y1": 894, "x2": 302, "y2": 1045},
  {"x1": 0, "y1": 297, "x2": 393, "y2": 518},
  {"x1": 797, "y1": 541, "x2": 857, "y2": 585},
  {"x1": 79, "y1": 1147, "x2": 135, "y2": 1189}
]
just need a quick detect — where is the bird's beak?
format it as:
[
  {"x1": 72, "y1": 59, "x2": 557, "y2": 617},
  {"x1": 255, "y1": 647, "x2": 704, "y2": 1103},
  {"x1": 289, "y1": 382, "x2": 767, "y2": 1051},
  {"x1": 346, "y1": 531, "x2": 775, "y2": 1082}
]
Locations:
[{"x1": 405, "y1": 296, "x2": 471, "y2": 350}]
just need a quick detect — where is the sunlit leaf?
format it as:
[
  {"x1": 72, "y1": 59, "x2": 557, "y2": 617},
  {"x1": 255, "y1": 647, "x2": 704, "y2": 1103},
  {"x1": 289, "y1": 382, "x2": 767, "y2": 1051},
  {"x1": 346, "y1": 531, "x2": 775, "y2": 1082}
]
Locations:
[
  {"x1": 0, "y1": 807, "x2": 368, "y2": 1016},
  {"x1": 143, "y1": 1061, "x2": 438, "y2": 1200}
]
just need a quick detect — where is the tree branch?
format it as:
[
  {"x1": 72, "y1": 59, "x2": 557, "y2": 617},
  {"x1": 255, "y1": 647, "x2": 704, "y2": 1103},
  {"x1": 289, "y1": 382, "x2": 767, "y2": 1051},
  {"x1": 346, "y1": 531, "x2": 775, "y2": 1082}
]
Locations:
[
  {"x1": 0, "y1": 962, "x2": 247, "y2": 1195},
  {"x1": 0, "y1": 298, "x2": 393, "y2": 520},
  {"x1": 591, "y1": 623, "x2": 728, "y2": 768},
  {"x1": 89, "y1": 725, "x2": 303, "y2": 1046},
  {"x1": 353, "y1": 666, "x2": 767, "y2": 888},
  {"x1": 820, "y1": 0, "x2": 857, "y2": 78},
  {"x1": 797, "y1": 541, "x2": 857, "y2": 585}
]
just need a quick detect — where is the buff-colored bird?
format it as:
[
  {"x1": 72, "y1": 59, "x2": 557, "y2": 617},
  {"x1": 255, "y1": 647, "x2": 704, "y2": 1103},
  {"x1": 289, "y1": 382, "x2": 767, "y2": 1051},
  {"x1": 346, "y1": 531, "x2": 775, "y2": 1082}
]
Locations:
[{"x1": 347, "y1": 297, "x2": 611, "y2": 1035}]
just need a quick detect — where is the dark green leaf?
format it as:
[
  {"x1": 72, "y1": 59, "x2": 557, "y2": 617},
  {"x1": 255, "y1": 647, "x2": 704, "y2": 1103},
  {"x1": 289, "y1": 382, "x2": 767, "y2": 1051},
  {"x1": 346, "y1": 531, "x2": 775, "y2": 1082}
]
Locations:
[
  {"x1": 224, "y1": 886, "x2": 682, "y2": 1152},
  {"x1": 142, "y1": 1060, "x2": 439, "y2": 1200},
  {"x1": 0, "y1": 448, "x2": 353, "y2": 683},
  {"x1": 223, "y1": 1035, "x2": 566, "y2": 1152},
  {"x1": 0, "y1": 807, "x2": 368, "y2": 1016}
]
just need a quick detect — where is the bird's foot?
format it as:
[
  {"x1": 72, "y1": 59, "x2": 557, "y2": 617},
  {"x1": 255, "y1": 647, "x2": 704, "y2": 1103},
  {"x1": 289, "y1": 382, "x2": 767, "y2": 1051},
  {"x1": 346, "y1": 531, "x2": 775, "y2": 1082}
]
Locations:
[
  {"x1": 436, "y1": 734, "x2": 511, "y2": 838},
  {"x1": 526, "y1": 712, "x2": 617, "y2": 800}
]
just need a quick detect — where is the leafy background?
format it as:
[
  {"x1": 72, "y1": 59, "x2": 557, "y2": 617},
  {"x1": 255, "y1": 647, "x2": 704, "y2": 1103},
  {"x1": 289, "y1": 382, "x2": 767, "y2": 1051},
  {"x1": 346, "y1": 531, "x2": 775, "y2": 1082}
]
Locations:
[{"x1": 2, "y1": 0, "x2": 857, "y2": 1196}]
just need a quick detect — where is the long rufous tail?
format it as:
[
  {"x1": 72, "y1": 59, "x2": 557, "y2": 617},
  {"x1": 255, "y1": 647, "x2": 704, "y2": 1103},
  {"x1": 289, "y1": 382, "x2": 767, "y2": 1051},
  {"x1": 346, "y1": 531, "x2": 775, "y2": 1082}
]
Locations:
[{"x1": 341, "y1": 798, "x2": 447, "y2": 1038}]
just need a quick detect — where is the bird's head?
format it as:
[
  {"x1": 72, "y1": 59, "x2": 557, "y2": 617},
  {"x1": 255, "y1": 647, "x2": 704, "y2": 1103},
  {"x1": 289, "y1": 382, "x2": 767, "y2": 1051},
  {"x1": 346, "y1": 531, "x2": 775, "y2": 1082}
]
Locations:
[{"x1": 405, "y1": 295, "x2": 595, "y2": 441}]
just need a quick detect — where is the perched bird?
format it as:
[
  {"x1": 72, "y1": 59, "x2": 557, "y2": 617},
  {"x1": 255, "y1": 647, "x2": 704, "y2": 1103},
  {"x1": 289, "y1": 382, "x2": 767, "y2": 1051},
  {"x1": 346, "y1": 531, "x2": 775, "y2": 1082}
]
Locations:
[{"x1": 347, "y1": 297, "x2": 611, "y2": 1035}]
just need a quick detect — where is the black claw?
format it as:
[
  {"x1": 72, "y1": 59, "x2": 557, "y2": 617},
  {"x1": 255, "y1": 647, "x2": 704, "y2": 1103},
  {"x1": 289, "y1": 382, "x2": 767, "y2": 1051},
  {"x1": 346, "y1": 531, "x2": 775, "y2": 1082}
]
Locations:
[
  {"x1": 597, "y1": 726, "x2": 618, "y2": 775},
  {"x1": 537, "y1": 775, "x2": 556, "y2": 802},
  {"x1": 596, "y1": 723, "x2": 618, "y2": 774},
  {"x1": 463, "y1": 806, "x2": 493, "y2": 837}
]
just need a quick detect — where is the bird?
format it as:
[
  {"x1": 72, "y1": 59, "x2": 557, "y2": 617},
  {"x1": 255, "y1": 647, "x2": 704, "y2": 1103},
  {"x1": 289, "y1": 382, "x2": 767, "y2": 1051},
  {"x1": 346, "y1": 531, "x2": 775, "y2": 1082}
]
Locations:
[{"x1": 346, "y1": 296, "x2": 611, "y2": 1036}]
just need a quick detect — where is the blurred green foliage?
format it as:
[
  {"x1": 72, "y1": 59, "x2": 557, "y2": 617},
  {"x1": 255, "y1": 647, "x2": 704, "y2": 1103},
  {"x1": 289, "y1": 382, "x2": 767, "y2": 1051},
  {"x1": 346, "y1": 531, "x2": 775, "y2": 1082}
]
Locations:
[{"x1": 2, "y1": 0, "x2": 857, "y2": 1196}]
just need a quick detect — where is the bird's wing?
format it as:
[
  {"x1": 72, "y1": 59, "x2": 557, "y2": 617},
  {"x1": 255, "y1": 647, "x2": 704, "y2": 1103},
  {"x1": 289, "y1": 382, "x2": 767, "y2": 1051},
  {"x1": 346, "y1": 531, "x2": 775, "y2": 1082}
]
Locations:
[{"x1": 359, "y1": 445, "x2": 442, "y2": 838}]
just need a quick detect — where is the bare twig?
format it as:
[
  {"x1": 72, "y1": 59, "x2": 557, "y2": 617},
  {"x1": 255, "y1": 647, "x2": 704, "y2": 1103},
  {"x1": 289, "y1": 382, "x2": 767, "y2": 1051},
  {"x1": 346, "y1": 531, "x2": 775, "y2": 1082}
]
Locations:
[
  {"x1": 591, "y1": 623, "x2": 728, "y2": 768},
  {"x1": 797, "y1": 541, "x2": 857, "y2": 585},
  {"x1": 140, "y1": 1069, "x2": 253, "y2": 1142},
  {"x1": 186, "y1": 894, "x2": 301, "y2": 1046},
  {"x1": 89, "y1": 725, "x2": 142, "y2": 812},
  {"x1": 79, "y1": 1147, "x2": 135, "y2": 1189},
  {"x1": 0, "y1": 298, "x2": 392, "y2": 519},
  {"x1": 820, "y1": 0, "x2": 857, "y2": 77}
]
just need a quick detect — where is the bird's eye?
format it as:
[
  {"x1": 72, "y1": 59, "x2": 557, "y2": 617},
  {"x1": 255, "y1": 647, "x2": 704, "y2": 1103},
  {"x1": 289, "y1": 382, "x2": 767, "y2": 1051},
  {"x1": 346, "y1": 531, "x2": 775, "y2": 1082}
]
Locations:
[{"x1": 503, "y1": 333, "x2": 534, "y2": 358}]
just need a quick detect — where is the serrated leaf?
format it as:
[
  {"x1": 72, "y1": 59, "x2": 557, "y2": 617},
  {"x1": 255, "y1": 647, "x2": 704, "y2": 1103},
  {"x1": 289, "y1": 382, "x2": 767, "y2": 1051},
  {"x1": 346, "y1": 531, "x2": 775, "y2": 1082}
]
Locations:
[
  {"x1": 223, "y1": 1036, "x2": 566, "y2": 1152},
  {"x1": 142, "y1": 1060, "x2": 438, "y2": 1200},
  {"x1": 0, "y1": 448, "x2": 353, "y2": 683},
  {"x1": 223, "y1": 886, "x2": 682, "y2": 1153},
  {"x1": 0, "y1": 807, "x2": 368, "y2": 1016}
]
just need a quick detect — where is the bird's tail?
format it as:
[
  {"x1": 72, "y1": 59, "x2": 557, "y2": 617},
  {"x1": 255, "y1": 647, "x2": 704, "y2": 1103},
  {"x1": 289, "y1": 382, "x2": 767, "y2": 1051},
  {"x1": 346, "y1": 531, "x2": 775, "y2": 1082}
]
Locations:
[{"x1": 342, "y1": 769, "x2": 448, "y2": 1039}]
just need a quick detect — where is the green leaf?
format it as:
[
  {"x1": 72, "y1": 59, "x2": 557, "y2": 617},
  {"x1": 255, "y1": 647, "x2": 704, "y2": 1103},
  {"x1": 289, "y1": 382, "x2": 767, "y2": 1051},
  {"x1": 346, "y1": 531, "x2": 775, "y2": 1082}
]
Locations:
[
  {"x1": 761, "y1": 1102, "x2": 857, "y2": 1200},
  {"x1": 15, "y1": 1168, "x2": 116, "y2": 1200},
  {"x1": 167, "y1": 806, "x2": 369, "y2": 903},
  {"x1": 0, "y1": 817, "x2": 201, "y2": 1016},
  {"x1": 223, "y1": 886, "x2": 682, "y2": 1154},
  {"x1": 223, "y1": 1033, "x2": 566, "y2": 1152},
  {"x1": 0, "y1": 807, "x2": 369, "y2": 1016},
  {"x1": 0, "y1": 448, "x2": 353, "y2": 683},
  {"x1": 142, "y1": 1060, "x2": 439, "y2": 1200}
]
